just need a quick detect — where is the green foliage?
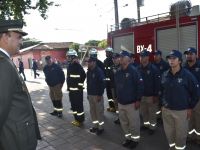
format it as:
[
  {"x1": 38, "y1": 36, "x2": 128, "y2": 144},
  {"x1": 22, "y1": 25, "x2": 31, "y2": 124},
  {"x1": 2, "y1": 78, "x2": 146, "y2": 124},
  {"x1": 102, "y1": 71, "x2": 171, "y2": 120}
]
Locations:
[
  {"x1": 85, "y1": 40, "x2": 100, "y2": 47},
  {"x1": 69, "y1": 43, "x2": 80, "y2": 51},
  {"x1": 21, "y1": 38, "x2": 41, "y2": 49},
  {"x1": 98, "y1": 39, "x2": 108, "y2": 48},
  {"x1": 0, "y1": 0, "x2": 58, "y2": 21}
]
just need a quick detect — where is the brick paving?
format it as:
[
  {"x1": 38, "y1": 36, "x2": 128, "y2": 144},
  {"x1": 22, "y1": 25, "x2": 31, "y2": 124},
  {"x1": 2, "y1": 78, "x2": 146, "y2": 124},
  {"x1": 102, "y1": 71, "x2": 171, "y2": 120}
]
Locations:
[{"x1": 23, "y1": 69, "x2": 199, "y2": 150}]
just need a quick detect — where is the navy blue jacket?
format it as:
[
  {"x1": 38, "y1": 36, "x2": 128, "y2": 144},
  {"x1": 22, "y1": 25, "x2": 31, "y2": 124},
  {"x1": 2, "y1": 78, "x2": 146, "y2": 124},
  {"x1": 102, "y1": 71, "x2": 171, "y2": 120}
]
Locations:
[
  {"x1": 43, "y1": 63, "x2": 65, "y2": 87},
  {"x1": 18, "y1": 61, "x2": 24, "y2": 71},
  {"x1": 32, "y1": 61, "x2": 38, "y2": 70},
  {"x1": 183, "y1": 60, "x2": 200, "y2": 84},
  {"x1": 115, "y1": 64, "x2": 144, "y2": 105},
  {"x1": 161, "y1": 68, "x2": 199, "y2": 110},
  {"x1": 96, "y1": 59, "x2": 105, "y2": 73},
  {"x1": 138, "y1": 63, "x2": 160, "y2": 96},
  {"x1": 153, "y1": 59, "x2": 169, "y2": 75},
  {"x1": 67, "y1": 62, "x2": 86, "y2": 91},
  {"x1": 87, "y1": 66, "x2": 105, "y2": 96}
]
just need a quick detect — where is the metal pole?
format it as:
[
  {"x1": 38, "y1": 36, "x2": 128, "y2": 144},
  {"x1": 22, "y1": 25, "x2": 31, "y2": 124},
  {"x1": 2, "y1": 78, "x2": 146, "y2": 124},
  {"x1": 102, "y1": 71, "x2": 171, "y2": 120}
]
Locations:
[
  {"x1": 114, "y1": 0, "x2": 119, "y2": 30},
  {"x1": 137, "y1": 0, "x2": 141, "y2": 23},
  {"x1": 176, "y1": 2, "x2": 180, "y2": 50}
]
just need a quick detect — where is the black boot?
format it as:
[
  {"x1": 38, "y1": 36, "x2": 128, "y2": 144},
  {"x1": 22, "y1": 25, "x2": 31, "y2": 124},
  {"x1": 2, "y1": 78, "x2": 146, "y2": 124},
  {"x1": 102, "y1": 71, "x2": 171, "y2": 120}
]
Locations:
[
  {"x1": 56, "y1": 100, "x2": 63, "y2": 118},
  {"x1": 50, "y1": 100, "x2": 57, "y2": 116}
]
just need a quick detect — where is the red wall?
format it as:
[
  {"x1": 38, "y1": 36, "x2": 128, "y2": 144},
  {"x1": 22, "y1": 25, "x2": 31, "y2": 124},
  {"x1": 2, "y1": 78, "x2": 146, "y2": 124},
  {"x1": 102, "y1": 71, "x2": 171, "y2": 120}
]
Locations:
[{"x1": 12, "y1": 49, "x2": 67, "y2": 69}]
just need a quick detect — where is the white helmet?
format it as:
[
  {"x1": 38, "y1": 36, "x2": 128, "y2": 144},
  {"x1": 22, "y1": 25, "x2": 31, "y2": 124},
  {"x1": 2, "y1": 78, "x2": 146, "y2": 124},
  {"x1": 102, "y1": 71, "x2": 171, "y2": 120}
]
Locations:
[
  {"x1": 67, "y1": 49, "x2": 78, "y2": 57},
  {"x1": 89, "y1": 48, "x2": 98, "y2": 58},
  {"x1": 105, "y1": 47, "x2": 114, "y2": 53}
]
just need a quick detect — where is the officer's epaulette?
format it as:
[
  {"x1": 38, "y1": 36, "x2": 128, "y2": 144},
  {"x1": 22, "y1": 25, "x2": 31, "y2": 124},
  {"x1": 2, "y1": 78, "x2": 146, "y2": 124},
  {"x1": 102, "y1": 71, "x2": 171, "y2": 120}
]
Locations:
[{"x1": 0, "y1": 55, "x2": 4, "y2": 60}]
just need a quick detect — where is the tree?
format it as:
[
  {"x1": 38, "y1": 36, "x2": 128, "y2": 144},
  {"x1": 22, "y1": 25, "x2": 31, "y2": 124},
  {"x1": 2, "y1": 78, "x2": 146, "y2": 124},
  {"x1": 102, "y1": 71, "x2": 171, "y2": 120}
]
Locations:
[
  {"x1": 21, "y1": 38, "x2": 41, "y2": 49},
  {"x1": 85, "y1": 40, "x2": 100, "y2": 47},
  {"x1": 98, "y1": 39, "x2": 108, "y2": 49},
  {"x1": 0, "y1": 0, "x2": 59, "y2": 21},
  {"x1": 70, "y1": 43, "x2": 80, "y2": 51}
]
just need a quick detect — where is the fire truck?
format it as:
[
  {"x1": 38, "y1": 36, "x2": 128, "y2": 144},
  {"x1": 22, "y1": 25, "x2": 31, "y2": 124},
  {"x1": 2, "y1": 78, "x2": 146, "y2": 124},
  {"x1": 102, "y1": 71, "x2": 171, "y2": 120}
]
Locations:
[{"x1": 107, "y1": 5, "x2": 200, "y2": 61}]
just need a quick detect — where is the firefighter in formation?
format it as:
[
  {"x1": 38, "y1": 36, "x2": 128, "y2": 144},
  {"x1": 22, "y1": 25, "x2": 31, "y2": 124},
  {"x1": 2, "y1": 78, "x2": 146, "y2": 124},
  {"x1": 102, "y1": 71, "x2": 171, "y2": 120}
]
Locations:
[
  {"x1": 43, "y1": 55, "x2": 65, "y2": 118},
  {"x1": 183, "y1": 47, "x2": 200, "y2": 145},
  {"x1": 104, "y1": 47, "x2": 116, "y2": 112},
  {"x1": 66, "y1": 49, "x2": 86, "y2": 127},
  {"x1": 86, "y1": 56, "x2": 105, "y2": 135},
  {"x1": 161, "y1": 49, "x2": 199, "y2": 150}
]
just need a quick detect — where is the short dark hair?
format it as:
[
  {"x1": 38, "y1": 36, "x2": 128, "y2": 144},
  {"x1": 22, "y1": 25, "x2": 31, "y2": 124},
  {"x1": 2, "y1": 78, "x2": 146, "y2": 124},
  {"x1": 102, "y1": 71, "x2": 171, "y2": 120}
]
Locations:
[{"x1": 45, "y1": 56, "x2": 51, "y2": 61}]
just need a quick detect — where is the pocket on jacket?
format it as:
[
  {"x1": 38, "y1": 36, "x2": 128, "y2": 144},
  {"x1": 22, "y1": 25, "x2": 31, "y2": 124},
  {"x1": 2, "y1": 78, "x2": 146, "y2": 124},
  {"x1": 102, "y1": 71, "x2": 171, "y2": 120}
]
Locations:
[{"x1": 16, "y1": 120, "x2": 37, "y2": 149}]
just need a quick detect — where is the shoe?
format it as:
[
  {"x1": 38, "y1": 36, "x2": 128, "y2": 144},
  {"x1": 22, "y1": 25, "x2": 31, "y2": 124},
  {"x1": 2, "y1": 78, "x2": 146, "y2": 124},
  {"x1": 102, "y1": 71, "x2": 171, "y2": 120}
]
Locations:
[
  {"x1": 114, "y1": 118, "x2": 120, "y2": 124},
  {"x1": 57, "y1": 113, "x2": 63, "y2": 118},
  {"x1": 122, "y1": 139, "x2": 132, "y2": 147},
  {"x1": 186, "y1": 137, "x2": 195, "y2": 143},
  {"x1": 157, "y1": 118, "x2": 163, "y2": 125},
  {"x1": 71, "y1": 120, "x2": 82, "y2": 127},
  {"x1": 96, "y1": 129, "x2": 104, "y2": 135},
  {"x1": 149, "y1": 129, "x2": 155, "y2": 135},
  {"x1": 129, "y1": 141, "x2": 139, "y2": 149},
  {"x1": 140, "y1": 126, "x2": 148, "y2": 131},
  {"x1": 196, "y1": 140, "x2": 200, "y2": 145},
  {"x1": 89, "y1": 127, "x2": 98, "y2": 133},
  {"x1": 50, "y1": 111, "x2": 57, "y2": 116},
  {"x1": 107, "y1": 107, "x2": 116, "y2": 112}
]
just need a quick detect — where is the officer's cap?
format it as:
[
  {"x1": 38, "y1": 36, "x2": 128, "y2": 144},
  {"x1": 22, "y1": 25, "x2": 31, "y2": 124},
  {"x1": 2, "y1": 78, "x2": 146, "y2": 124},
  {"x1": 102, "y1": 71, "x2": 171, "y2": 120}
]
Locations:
[
  {"x1": 112, "y1": 53, "x2": 120, "y2": 59},
  {"x1": 120, "y1": 50, "x2": 131, "y2": 57},
  {"x1": 0, "y1": 20, "x2": 27, "y2": 36},
  {"x1": 184, "y1": 47, "x2": 197, "y2": 55},
  {"x1": 166, "y1": 50, "x2": 182, "y2": 60},
  {"x1": 140, "y1": 49, "x2": 150, "y2": 57},
  {"x1": 153, "y1": 50, "x2": 162, "y2": 55}
]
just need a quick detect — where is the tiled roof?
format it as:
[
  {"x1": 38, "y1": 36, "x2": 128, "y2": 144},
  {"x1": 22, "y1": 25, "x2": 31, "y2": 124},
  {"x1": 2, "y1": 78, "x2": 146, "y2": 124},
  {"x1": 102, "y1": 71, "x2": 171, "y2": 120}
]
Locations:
[{"x1": 19, "y1": 42, "x2": 72, "y2": 53}]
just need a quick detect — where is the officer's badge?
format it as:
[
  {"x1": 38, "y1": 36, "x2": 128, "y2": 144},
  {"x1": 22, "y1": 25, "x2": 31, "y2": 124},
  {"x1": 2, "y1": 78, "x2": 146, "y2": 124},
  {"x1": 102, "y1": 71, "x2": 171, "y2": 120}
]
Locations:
[
  {"x1": 113, "y1": 69, "x2": 117, "y2": 74},
  {"x1": 177, "y1": 78, "x2": 183, "y2": 83},
  {"x1": 92, "y1": 73, "x2": 95, "y2": 78},
  {"x1": 160, "y1": 66, "x2": 163, "y2": 70},
  {"x1": 195, "y1": 68, "x2": 199, "y2": 72},
  {"x1": 147, "y1": 70, "x2": 150, "y2": 74},
  {"x1": 125, "y1": 73, "x2": 129, "y2": 78}
]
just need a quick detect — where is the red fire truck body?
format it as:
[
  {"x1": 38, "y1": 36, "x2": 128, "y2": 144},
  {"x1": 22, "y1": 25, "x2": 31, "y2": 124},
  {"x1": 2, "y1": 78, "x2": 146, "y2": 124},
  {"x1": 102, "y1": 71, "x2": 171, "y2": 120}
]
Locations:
[{"x1": 107, "y1": 6, "x2": 200, "y2": 61}]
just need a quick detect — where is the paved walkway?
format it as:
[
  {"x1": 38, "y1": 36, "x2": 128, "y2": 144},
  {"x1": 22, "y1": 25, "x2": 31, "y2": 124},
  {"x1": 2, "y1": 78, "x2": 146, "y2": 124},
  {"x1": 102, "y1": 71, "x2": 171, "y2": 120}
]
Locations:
[{"x1": 23, "y1": 69, "x2": 199, "y2": 150}]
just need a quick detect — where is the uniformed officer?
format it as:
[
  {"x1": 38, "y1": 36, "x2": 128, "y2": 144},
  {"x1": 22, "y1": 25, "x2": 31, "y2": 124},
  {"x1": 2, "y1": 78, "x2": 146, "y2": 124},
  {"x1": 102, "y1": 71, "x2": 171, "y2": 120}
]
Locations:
[
  {"x1": 43, "y1": 56, "x2": 65, "y2": 118},
  {"x1": 89, "y1": 48, "x2": 105, "y2": 72},
  {"x1": 183, "y1": 47, "x2": 200, "y2": 145},
  {"x1": 161, "y1": 50, "x2": 199, "y2": 150},
  {"x1": 152, "y1": 50, "x2": 169, "y2": 122},
  {"x1": 32, "y1": 59, "x2": 40, "y2": 78},
  {"x1": 138, "y1": 49, "x2": 160, "y2": 135},
  {"x1": 130, "y1": 53, "x2": 139, "y2": 68},
  {"x1": 115, "y1": 50, "x2": 143, "y2": 149},
  {"x1": 110, "y1": 53, "x2": 121, "y2": 124},
  {"x1": 87, "y1": 57, "x2": 105, "y2": 135},
  {"x1": 66, "y1": 49, "x2": 86, "y2": 127},
  {"x1": 104, "y1": 47, "x2": 116, "y2": 112},
  {"x1": 18, "y1": 58, "x2": 26, "y2": 81},
  {"x1": 0, "y1": 20, "x2": 41, "y2": 150},
  {"x1": 153, "y1": 50, "x2": 169, "y2": 74}
]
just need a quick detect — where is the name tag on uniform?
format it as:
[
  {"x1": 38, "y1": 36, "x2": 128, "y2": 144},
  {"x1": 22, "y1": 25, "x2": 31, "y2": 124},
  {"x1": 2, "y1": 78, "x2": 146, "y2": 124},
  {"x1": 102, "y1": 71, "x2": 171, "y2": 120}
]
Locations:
[
  {"x1": 147, "y1": 70, "x2": 150, "y2": 74},
  {"x1": 195, "y1": 68, "x2": 200, "y2": 72},
  {"x1": 125, "y1": 73, "x2": 129, "y2": 78},
  {"x1": 92, "y1": 73, "x2": 95, "y2": 78},
  {"x1": 177, "y1": 78, "x2": 183, "y2": 83}
]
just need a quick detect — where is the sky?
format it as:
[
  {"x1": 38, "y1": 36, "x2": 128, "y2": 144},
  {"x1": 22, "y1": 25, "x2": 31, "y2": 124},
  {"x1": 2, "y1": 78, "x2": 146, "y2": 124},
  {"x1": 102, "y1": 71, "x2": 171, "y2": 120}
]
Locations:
[{"x1": 23, "y1": 0, "x2": 200, "y2": 44}]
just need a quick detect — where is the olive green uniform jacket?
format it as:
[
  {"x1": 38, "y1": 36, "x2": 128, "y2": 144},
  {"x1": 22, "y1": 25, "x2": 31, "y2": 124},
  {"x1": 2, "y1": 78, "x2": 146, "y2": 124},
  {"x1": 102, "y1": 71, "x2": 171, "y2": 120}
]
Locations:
[{"x1": 0, "y1": 51, "x2": 41, "y2": 150}]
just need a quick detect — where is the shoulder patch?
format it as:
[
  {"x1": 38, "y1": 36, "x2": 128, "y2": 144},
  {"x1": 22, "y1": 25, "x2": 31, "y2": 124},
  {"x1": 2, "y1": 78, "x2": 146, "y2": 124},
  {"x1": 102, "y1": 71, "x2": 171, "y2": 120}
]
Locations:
[{"x1": 0, "y1": 55, "x2": 4, "y2": 60}]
